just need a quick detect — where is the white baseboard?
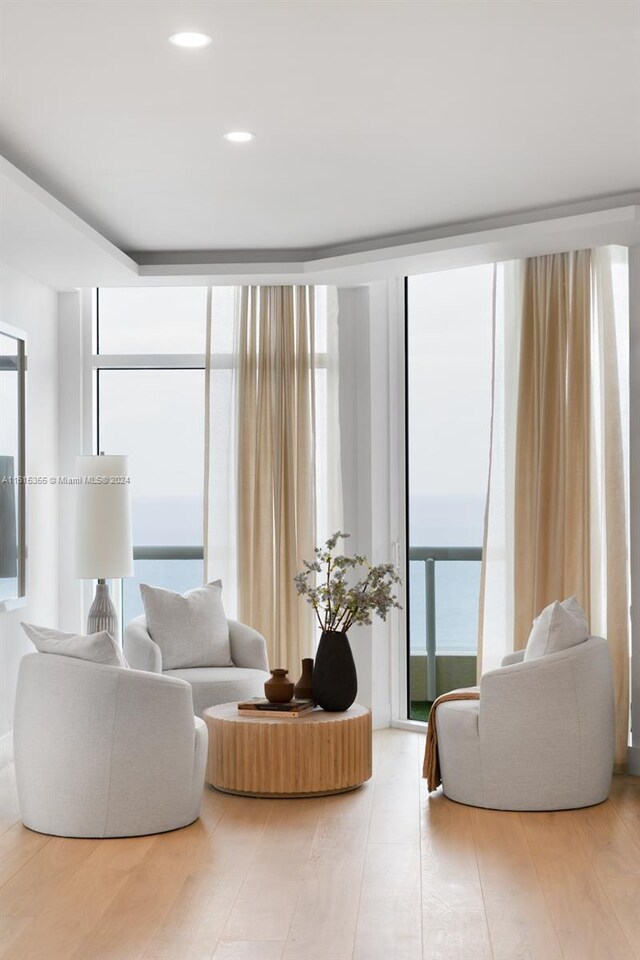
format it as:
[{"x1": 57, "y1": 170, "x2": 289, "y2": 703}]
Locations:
[
  {"x1": 627, "y1": 745, "x2": 640, "y2": 776},
  {"x1": 390, "y1": 718, "x2": 427, "y2": 733}
]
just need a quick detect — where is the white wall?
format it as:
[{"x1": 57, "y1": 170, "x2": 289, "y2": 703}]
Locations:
[
  {"x1": 0, "y1": 265, "x2": 58, "y2": 738},
  {"x1": 628, "y1": 245, "x2": 640, "y2": 774},
  {"x1": 337, "y1": 281, "x2": 405, "y2": 728},
  {"x1": 57, "y1": 290, "x2": 92, "y2": 633},
  {"x1": 338, "y1": 287, "x2": 374, "y2": 714}
]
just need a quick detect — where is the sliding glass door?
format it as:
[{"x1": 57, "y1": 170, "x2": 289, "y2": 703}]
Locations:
[{"x1": 406, "y1": 266, "x2": 494, "y2": 720}]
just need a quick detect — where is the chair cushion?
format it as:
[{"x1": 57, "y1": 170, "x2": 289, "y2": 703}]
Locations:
[
  {"x1": 20, "y1": 622, "x2": 129, "y2": 668},
  {"x1": 140, "y1": 580, "x2": 232, "y2": 670},
  {"x1": 163, "y1": 666, "x2": 269, "y2": 718},
  {"x1": 524, "y1": 597, "x2": 589, "y2": 661}
]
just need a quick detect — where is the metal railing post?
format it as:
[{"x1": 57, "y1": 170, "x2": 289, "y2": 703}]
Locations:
[{"x1": 425, "y1": 559, "x2": 437, "y2": 702}]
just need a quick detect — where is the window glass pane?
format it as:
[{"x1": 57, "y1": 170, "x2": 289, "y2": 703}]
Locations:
[
  {"x1": 408, "y1": 266, "x2": 493, "y2": 548},
  {"x1": 123, "y1": 558, "x2": 204, "y2": 623},
  {"x1": 407, "y1": 265, "x2": 493, "y2": 719},
  {"x1": 208, "y1": 287, "x2": 236, "y2": 354},
  {"x1": 314, "y1": 286, "x2": 327, "y2": 354},
  {"x1": 98, "y1": 287, "x2": 208, "y2": 354},
  {"x1": 98, "y1": 369, "x2": 204, "y2": 545},
  {"x1": 434, "y1": 560, "x2": 481, "y2": 655}
]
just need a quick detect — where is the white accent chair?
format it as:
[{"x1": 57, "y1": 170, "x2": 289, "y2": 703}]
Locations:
[
  {"x1": 14, "y1": 653, "x2": 207, "y2": 838},
  {"x1": 125, "y1": 617, "x2": 270, "y2": 718},
  {"x1": 436, "y1": 636, "x2": 615, "y2": 811}
]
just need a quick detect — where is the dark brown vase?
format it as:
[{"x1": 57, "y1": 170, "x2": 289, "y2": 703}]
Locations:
[
  {"x1": 294, "y1": 658, "x2": 314, "y2": 700},
  {"x1": 312, "y1": 631, "x2": 357, "y2": 712},
  {"x1": 264, "y1": 668, "x2": 294, "y2": 704}
]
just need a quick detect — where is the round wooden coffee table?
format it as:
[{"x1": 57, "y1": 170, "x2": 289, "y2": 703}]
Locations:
[{"x1": 203, "y1": 702, "x2": 372, "y2": 798}]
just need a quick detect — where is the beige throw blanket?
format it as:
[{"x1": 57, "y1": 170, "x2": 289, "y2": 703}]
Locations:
[{"x1": 422, "y1": 688, "x2": 480, "y2": 792}]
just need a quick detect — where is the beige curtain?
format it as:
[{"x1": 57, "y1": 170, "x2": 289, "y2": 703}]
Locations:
[
  {"x1": 514, "y1": 251, "x2": 592, "y2": 645},
  {"x1": 479, "y1": 248, "x2": 630, "y2": 769},
  {"x1": 236, "y1": 286, "x2": 316, "y2": 669}
]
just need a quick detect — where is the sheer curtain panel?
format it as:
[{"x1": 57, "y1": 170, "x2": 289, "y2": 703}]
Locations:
[
  {"x1": 237, "y1": 286, "x2": 316, "y2": 669},
  {"x1": 204, "y1": 286, "x2": 325, "y2": 671}
]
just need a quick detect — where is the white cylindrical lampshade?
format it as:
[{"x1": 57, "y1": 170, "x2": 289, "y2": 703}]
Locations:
[{"x1": 75, "y1": 455, "x2": 133, "y2": 579}]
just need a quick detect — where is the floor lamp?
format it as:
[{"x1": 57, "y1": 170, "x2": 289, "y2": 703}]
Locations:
[{"x1": 75, "y1": 454, "x2": 133, "y2": 639}]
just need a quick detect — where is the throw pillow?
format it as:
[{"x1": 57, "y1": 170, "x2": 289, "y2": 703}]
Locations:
[
  {"x1": 558, "y1": 595, "x2": 589, "y2": 632},
  {"x1": 21, "y1": 623, "x2": 129, "y2": 668},
  {"x1": 139, "y1": 579, "x2": 232, "y2": 670},
  {"x1": 524, "y1": 597, "x2": 589, "y2": 661},
  {"x1": 531, "y1": 595, "x2": 588, "y2": 631}
]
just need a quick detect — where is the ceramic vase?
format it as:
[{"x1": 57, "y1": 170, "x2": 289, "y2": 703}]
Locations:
[
  {"x1": 294, "y1": 658, "x2": 314, "y2": 700},
  {"x1": 312, "y1": 631, "x2": 357, "y2": 712},
  {"x1": 264, "y1": 668, "x2": 294, "y2": 704}
]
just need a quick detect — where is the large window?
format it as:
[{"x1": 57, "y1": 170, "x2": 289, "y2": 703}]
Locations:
[
  {"x1": 96, "y1": 288, "x2": 208, "y2": 623},
  {"x1": 407, "y1": 266, "x2": 494, "y2": 720},
  {"x1": 95, "y1": 286, "x2": 333, "y2": 626}
]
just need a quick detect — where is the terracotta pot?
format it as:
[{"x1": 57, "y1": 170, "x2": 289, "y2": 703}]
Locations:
[
  {"x1": 294, "y1": 658, "x2": 314, "y2": 700},
  {"x1": 264, "y1": 668, "x2": 294, "y2": 704},
  {"x1": 312, "y1": 631, "x2": 357, "y2": 712}
]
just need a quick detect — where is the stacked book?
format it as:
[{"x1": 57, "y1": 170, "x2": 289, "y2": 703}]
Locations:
[{"x1": 237, "y1": 698, "x2": 315, "y2": 718}]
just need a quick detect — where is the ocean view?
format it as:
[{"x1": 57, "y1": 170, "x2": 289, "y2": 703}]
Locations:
[
  {"x1": 120, "y1": 490, "x2": 485, "y2": 657},
  {"x1": 409, "y1": 493, "x2": 485, "y2": 655}
]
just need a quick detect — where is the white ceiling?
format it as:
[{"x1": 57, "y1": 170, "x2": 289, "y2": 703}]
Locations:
[{"x1": 0, "y1": 0, "x2": 638, "y2": 256}]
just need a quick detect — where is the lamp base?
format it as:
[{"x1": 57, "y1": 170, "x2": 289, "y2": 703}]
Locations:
[{"x1": 87, "y1": 580, "x2": 118, "y2": 639}]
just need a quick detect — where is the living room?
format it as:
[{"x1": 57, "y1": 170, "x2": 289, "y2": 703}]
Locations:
[{"x1": 0, "y1": 2, "x2": 639, "y2": 959}]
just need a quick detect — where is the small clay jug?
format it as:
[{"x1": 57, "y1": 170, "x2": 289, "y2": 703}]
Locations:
[
  {"x1": 264, "y1": 668, "x2": 294, "y2": 704},
  {"x1": 294, "y1": 658, "x2": 314, "y2": 700}
]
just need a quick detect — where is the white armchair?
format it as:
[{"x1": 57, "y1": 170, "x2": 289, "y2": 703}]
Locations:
[
  {"x1": 436, "y1": 636, "x2": 615, "y2": 811},
  {"x1": 14, "y1": 652, "x2": 207, "y2": 838},
  {"x1": 125, "y1": 616, "x2": 270, "y2": 717}
]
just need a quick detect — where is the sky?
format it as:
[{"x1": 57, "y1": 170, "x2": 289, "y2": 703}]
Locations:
[{"x1": 407, "y1": 263, "x2": 494, "y2": 547}]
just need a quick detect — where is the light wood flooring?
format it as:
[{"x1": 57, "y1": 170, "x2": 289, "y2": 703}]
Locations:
[{"x1": 0, "y1": 729, "x2": 639, "y2": 960}]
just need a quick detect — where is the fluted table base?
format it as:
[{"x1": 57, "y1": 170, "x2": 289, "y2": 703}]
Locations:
[{"x1": 203, "y1": 702, "x2": 372, "y2": 798}]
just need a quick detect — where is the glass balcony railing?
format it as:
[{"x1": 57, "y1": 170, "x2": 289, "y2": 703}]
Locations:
[
  {"x1": 408, "y1": 547, "x2": 482, "y2": 721},
  {"x1": 122, "y1": 546, "x2": 204, "y2": 624}
]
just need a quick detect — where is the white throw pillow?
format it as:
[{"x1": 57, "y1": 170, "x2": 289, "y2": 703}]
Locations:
[
  {"x1": 21, "y1": 622, "x2": 129, "y2": 668},
  {"x1": 140, "y1": 579, "x2": 232, "y2": 670},
  {"x1": 524, "y1": 597, "x2": 589, "y2": 661}
]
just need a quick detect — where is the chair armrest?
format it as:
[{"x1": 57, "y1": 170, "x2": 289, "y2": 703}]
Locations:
[
  {"x1": 481, "y1": 652, "x2": 573, "y2": 705},
  {"x1": 479, "y1": 652, "x2": 580, "y2": 751},
  {"x1": 110, "y1": 669, "x2": 197, "y2": 764},
  {"x1": 124, "y1": 617, "x2": 162, "y2": 673},
  {"x1": 228, "y1": 619, "x2": 269, "y2": 671},
  {"x1": 500, "y1": 649, "x2": 525, "y2": 668}
]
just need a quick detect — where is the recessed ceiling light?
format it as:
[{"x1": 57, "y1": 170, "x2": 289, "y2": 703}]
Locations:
[
  {"x1": 224, "y1": 131, "x2": 255, "y2": 143},
  {"x1": 169, "y1": 32, "x2": 212, "y2": 48}
]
